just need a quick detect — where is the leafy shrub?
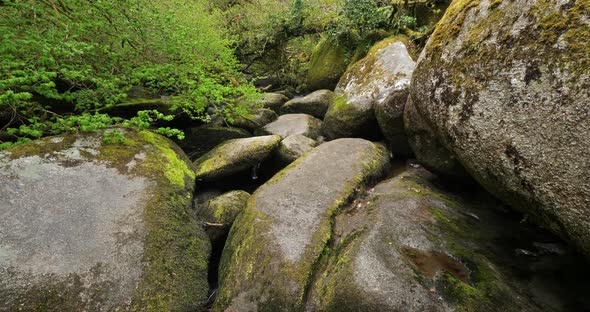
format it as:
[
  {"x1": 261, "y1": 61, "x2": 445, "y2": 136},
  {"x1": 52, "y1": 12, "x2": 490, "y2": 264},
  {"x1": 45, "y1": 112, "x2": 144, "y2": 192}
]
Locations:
[{"x1": 0, "y1": 0, "x2": 258, "y2": 148}]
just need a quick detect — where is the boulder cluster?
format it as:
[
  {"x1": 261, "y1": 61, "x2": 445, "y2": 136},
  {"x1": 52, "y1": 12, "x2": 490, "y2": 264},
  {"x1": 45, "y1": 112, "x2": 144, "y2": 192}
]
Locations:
[{"x1": 1, "y1": 1, "x2": 589, "y2": 311}]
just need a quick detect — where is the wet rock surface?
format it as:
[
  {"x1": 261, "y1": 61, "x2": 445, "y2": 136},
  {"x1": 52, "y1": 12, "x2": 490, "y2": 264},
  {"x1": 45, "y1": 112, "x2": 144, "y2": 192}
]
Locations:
[
  {"x1": 0, "y1": 130, "x2": 209, "y2": 310},
  {"x1": 214, "y1": 138, "x2": 390, "y2": 311},
  {"x1": 405, "y1": 0, "x2": 590, "y2": 256}
]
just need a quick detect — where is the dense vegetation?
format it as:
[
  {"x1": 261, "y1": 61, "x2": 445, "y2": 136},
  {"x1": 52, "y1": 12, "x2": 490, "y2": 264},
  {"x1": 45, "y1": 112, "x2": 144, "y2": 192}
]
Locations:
[{"x1": 0, "y1": 0, "x2": 447, "y2": 149}]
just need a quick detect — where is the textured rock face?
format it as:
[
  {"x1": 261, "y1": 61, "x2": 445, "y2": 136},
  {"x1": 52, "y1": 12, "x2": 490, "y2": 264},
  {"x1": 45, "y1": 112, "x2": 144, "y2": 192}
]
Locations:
[
  {"x1": 257, "y1": 114, "x2": 322, "y2": 139},
  {"x1": 193, "y1": 135, "x2": 281, "y2": 182},
  {"x1": 323, "y1": 38, "x2": 415, "y2": 140},
  {"x1": 405, "y1": 0, "x2": 590, "y2": 256},
  {"x1": 276, "y1": 134, "x2": 319, "y2": 164},
  {"x1": 0, "y1": 130, "x2": 209, "y2": 310},
  {"x1": 281, "y1": 90, "x2": 334, "y2": 119},
  {"x1": 197, "y1": 190, "x2": 251, "y2": 241},
  {"x1": 307, "y1": 166, "x2": 586, "y2": 311},
  {"x1": 214, "y1": 139, "x2": 389, "y2": 311}
]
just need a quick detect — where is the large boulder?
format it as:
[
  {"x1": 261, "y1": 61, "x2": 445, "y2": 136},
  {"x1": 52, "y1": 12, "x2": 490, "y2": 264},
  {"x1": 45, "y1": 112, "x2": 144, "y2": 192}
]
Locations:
[
  {"x1": 405, "y1": 0, "x2": 590, "y2": 256},
  {"x1": 177, "y1": 125, "x2": 251, "y2": 160},
  {"x1": 306, "y1": 166, "x2": 579, "y2": 311},
  {"x1": 0, "y1": 130, "x2": 210, "y2": 310},
  {"x1": 323, "y1": 37, "x2": 416, "y2": 140},
  {"x1": 256, "y1": 114, "x2": 322, "y2": 140},
  {"x1": 214, "y1": 139, "x2": 390, "y2": 311},
  {"x1": 193, "y1": 135, "x2": 281, "y2": 182},
  {"x1": 280, "y1": 90, "x2": 334, "y2": 119}
]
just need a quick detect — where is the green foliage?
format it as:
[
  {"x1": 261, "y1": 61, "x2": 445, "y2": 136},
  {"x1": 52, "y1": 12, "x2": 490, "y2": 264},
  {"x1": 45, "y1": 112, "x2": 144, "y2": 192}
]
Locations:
[{"x1": 0, "y1": 0, "x2": 258, "y2": 149}]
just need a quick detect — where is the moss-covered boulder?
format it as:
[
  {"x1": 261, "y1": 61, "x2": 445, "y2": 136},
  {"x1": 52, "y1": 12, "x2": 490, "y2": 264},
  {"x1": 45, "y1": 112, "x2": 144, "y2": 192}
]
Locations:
[
  {"x1": 177, "y1": 125, "x2": 252, "y2": 160},
  {"x1": 214, "y1": 138, "x2": 389, "y2": 311},
  {"x1": 257, "y1": 93, "x2": 290, "y2": 113},
  {"x1": 323, "y1": 38, "x2": 415, "y2": 140},
  {"x1": 197, "y1": 190, "x2": 250, "y2": 242},
  {"x1": 0, "y1": 129, "x2": 210, "y2": 310},
  {"x1": 306, "y1": 166, "x2": 585, "y2": 311},
  {"x1": 256, "y1": 114, "x2": 322, "y2": 140},
  {"x1": 280, "y1": 90, "x2": 334, "y2": 119},
  {"x1": 276, "y1": 134, "x2": 319, "y2": 164},
  {"x1": 193, "y1": 135, "x2": 281, "y2": 182},
  {"x1": 405, "y1": 0, "x2": 590, "y2": 257},
  {"x1": 306, "y1": 33, "x2": 356, "y2": 91},
  {"x1": 231, "y1": 108, "x2": 278, "y2": 131}
]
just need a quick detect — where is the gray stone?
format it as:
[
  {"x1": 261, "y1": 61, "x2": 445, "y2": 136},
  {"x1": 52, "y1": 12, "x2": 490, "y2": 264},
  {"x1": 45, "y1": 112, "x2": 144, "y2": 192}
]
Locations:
[
  {"x1": 214, "y1": 138, "x2": 390, "y2": 311},
  {"x1": 256, "y1": 114, "x2": 322, "y2": 139},
  {"x1": 0, "y1": 130, "x2": 209, "y2": 310},
  {"x1": 306, "y1": 166, "x2": 582, "y2": 311},
  {"x1": 232, "y1": 108, "x2": 278, "y2": 131},
  {"x1": 193, "y1": 135, "x2": 281, "y2": 182},
  {"x1": 258, "y1": 93, "x2": 289, "y2": 113},
  {"x1": 276, "y1": 134, "x2": 319, "y2": 164},
  {"x1": 323, "y1": 38, "x2": 415, "y2": 140},
  {"x1": 405, "y1": 1, "x2": 590, "y2": 257},
  {"x1": 280, "y1": 90, "x2": 334, "y2": 118},
  {"x1": 197, "y1": 190, "x2": 250, "y2": 241}
]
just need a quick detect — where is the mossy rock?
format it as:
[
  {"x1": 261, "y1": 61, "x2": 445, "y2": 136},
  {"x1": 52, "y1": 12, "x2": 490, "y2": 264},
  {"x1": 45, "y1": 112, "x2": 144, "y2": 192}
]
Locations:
[
  {"x1": 214, "y1": 138, "x2": 390, "y2": 311},
  {"x1": 193, "y1": 135, "x2": 281, "y2": 182},
  {"x1": 322, "y1": 37, "x2": 415, "y2": 140},
  {"x1": 306, "y1": 33, "x2": 357, "y2": 91},
  {"x1": 197, "y1": 190, "x2": 250, "y2": 242},
  {"x1": 405, "y1": 0, "x2": 590, "y2": 257},
  {"x1": 177, "y1": 125, "x2": 252, "y2": 160},
  {"x1": 256, "y1": 114, "x2": 322, "y2": 140},
  {"x1": 307, "y1": 166, "x2": 580, "y2": 311},
  {"x1": 231, "y1": 108, "x2": 278, "y2": 132},
  {"x1": 280, "y1": 90, "x2": 334, "y2": 119},
  {"x1": 0, "y1": 129, "x2": 210, "y2": 310}
]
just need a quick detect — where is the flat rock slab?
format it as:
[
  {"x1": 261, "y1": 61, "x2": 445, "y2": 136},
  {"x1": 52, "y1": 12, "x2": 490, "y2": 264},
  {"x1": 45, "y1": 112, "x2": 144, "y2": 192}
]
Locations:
[
  {"x1": 257, "y1": 114, "x2": 322, "y2": 140},
  {"x1": 280, "y1": 90, "x2": 334, "y2": 119},
  {"x1": 193, "y1": 135, "x2": 281, "y2": 182},
  {"x1": 0, "y1": 130, "x2": 209, "y2": 310},
  {"x1": 215, "y1": 138, "x2": 390, "y2": 311}
]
